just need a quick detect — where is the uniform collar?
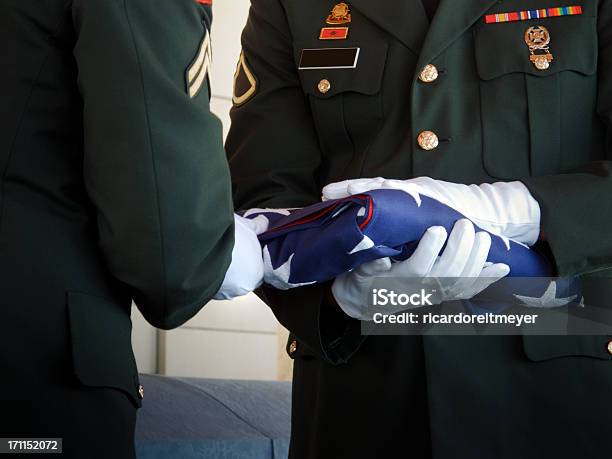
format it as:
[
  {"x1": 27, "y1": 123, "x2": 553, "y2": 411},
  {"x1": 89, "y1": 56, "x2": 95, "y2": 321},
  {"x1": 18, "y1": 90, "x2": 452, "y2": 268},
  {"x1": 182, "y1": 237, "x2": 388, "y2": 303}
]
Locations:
[
  {"x1": 349, "y1": 0, "x2": 498, "y2": 59},
  {"x1": 349, "y1": 0, "x2": 428, "y2": 55},
  {"x1": 417, "y1": 0, "x2": 499, "y2": 68}
]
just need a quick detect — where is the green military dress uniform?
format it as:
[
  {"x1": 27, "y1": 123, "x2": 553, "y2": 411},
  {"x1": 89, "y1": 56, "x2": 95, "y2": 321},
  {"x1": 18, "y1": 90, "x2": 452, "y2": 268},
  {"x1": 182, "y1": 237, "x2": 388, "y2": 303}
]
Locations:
[
  {"x1": 227, "y1": 0, "x2": 612, "y2": 457},
  {"x1": 1, "y1": 1, "x2": 233, "y2": 457}
]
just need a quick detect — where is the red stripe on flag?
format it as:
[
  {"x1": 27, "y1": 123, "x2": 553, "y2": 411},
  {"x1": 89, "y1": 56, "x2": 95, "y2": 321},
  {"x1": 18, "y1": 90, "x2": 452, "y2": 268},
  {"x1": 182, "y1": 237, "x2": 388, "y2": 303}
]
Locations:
[
  {"x1": 263, "y1": 194, "x2": 374, "y2": 235},
  {"x1": 266, "y1": 206, "x2": 338, "y2": 234},
  {"x1": 359, "y1": 197, "x2": 374, "y2": 230}
]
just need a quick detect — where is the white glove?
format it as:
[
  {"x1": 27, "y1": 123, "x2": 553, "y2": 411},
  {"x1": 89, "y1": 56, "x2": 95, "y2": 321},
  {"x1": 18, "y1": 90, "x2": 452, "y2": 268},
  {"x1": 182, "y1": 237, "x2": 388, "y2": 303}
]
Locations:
[
  {"x1": 322, "y1": 177, "x2": 541, "y2": 245},
  {"x1": 214, "y1": 214, "x2": 264, "y2": 300},
  {"x1": 331, "y1": 219, "x2": 510, "y2": 321}
]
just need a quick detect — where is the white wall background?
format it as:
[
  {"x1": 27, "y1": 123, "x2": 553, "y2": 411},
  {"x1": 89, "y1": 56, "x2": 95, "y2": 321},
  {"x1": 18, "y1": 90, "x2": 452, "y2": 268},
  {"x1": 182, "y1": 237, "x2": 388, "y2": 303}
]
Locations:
[{"x1": 131, "y1": 0, "x2": 293, "y2": 381}]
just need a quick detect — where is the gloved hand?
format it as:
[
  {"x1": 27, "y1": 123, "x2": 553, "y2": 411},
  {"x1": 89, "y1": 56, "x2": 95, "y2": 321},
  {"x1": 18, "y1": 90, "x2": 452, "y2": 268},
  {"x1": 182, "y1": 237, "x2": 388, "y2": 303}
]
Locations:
[
  {"x1": 323, "y1": 177, "x2": 541, "y2": 245},
  {"x1": 331, "y1": 219, "x2": 510, "y2": 320},
  {"x1": 214, "y1": 214, "x2": 265, "y2": 300}
]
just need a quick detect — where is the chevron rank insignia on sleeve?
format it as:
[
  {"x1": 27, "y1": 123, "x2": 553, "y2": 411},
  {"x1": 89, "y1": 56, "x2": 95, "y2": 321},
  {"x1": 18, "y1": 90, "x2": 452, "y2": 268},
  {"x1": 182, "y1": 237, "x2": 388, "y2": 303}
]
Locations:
[
  {"x1": 186, "y1": 30, "x2": 211, "y2": 99},
  {"x1": 232, "y1": 51, "x2": 257, "y2": 106}
]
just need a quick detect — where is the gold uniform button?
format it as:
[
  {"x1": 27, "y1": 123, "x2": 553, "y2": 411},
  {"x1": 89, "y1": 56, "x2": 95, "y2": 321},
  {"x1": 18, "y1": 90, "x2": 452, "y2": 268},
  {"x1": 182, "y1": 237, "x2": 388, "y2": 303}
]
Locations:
[
  {"x1": 289, "y1": 340, "x2": 298, "y2": 355},
  {"x1": 138, "y1": 384, "x2": 144, "y2": 399},
  {"x1": 607, "y1": 340, "x2": 612, "y2": 356},
  {"x1": 419, "y1": 64, "x2": 439, "y2": 83},
  {"x1": 318, "y1": 79, "x2": 331, "y2": 94},
  {"x1": 417, "y1": 131, "x2": 439, "y2": 151}
]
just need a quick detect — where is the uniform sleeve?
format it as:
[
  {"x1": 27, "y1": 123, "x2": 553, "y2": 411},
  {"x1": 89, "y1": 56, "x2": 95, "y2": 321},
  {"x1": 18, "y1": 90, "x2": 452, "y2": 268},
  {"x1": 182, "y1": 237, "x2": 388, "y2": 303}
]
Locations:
[
  {"x1": 72, "y1": 0, "x2": 234, "y2": 329},
  {"x1": 225, "y1": 0, "x2": 363, "y2": 364},
  {"x1": 521, "y1": 3, "x2": 612, "y2": 277},
  {"x1": 225, "y1": 0, "x2": 323, "y2": 208}
]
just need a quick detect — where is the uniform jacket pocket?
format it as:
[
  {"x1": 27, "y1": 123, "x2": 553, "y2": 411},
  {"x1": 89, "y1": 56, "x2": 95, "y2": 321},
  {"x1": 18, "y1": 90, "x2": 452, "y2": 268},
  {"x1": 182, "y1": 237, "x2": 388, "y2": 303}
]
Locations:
[
  {"x1": 474, "y1": 14, "x2": 598, "y2": 179},
  {"x1": 523, "y1": 335, "x2": 612, "y2": 362},
  {"x1": 295, "y1": 41, "x2": 389, "y2": 180},
  {"x1": 67, "y1": 292, "x2": 142, "y2": 408},
  {"x1": 295, "y1": 42, "x2": 388, "y2": 98},
  {"x1": 286, "y1": 333, "x2": 317, "y2": 360}
]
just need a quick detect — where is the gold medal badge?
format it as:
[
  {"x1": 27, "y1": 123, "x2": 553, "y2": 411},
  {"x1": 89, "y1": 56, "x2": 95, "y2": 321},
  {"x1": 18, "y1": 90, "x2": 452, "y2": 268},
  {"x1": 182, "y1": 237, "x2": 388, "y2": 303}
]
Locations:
[
  {"x1": 524, "y1": 25, "x2": 554, "y2": 70},
  {"x1": 326, "y1": 2, "x2": 352, "y2": 25}
]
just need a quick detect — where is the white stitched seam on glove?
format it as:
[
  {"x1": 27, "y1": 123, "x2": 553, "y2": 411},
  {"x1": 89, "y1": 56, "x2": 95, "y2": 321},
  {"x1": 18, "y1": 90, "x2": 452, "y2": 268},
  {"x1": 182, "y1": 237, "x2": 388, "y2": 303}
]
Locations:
[
  {"x1": 331, "y1": 219, "x2": 510, "y2": 321},
  {"x1": 322, "y1": 177, "x2": 541, "y2": 245}
]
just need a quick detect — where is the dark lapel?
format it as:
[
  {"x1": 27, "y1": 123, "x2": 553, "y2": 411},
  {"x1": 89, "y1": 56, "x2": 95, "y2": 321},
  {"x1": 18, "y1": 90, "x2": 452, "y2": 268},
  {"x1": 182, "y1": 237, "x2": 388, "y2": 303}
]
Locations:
[
  {"x1": 349, "y1": 0, "x2": 429, "y2": 55},
  {"x1": 416, "y1": 0, "x2": 499, "y2": 69}
]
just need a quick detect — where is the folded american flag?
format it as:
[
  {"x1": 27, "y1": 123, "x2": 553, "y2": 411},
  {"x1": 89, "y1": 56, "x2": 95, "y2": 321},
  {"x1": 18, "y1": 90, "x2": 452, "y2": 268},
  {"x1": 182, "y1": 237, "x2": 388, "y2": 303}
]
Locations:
[{"x1": 244, "y1": 189, "x2": 554, "y2": 290}]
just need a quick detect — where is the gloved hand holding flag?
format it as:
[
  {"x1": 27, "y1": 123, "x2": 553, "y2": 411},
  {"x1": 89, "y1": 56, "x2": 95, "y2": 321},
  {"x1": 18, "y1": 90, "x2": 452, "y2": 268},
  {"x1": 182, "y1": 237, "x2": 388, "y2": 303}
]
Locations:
[
  {"x1": 244, "y1": 188, "x2": 553, "y2": 291},
  {"x1": 322, "y1": 177, "x2": 541, "y2": 245}
]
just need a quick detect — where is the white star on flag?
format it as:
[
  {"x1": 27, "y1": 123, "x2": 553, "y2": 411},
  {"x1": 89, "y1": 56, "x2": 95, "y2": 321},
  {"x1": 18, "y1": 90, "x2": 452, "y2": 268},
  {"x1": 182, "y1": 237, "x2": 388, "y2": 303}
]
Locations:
[
  {"x1": 263, "y1": 246, "x2": 316, "y2": 290},
  {"x1": 514, "y1": 281, "x2": 577, "y2": 308}
]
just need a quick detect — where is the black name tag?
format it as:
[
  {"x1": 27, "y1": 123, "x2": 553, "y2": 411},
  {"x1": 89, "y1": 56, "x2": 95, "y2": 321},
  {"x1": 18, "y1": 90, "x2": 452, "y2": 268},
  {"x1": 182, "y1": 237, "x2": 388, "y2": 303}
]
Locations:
[{"x1": 298, "y1": 47, "x2": 360, "y2": 70}]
